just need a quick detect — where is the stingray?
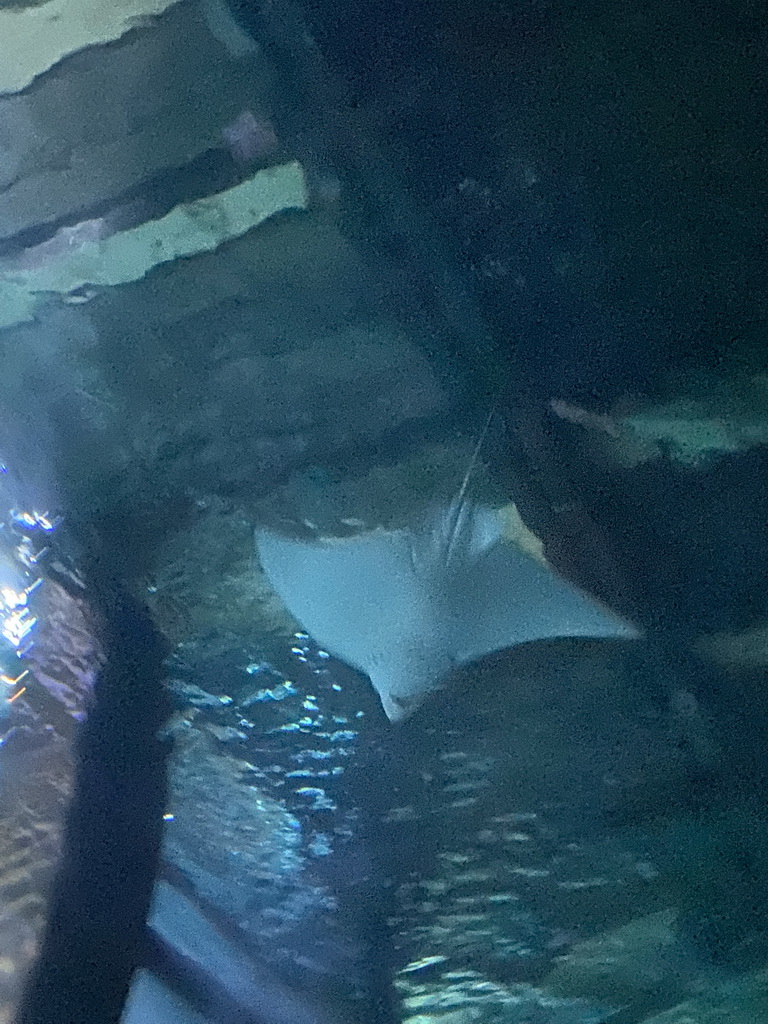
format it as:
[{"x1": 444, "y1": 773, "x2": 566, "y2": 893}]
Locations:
[{"x1": 255, "y1": 478, "x2": 637, "y2": 722}]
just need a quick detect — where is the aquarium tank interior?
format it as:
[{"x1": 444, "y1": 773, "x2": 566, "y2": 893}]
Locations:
[{"x1": 0, "y1": 0, "x2": 766, "y2": 1021}]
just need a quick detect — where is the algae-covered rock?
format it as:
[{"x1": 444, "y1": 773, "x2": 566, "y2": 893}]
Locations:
[
  {"x1": 696, "y1": 625, "x2": 768, "y2": 670},
  {"x1": 0, "y1": 0, "x2": 278, "y2": 262},
  {"x1": 144, "y1": 507, "x2": 296, "y2": 648},
  {"x1": 0, "y1": 0, "x2": 182, "y2": 95},
  {"x1": 552, "y1": 375, "x2": 768, "y2": 470},
  {"x1": 640, "y1": 972, "x2": 768, "y2": 1024},
  {"x1": 544, "y1": 910, "x2": 699, "y2": 1010},
  {"x1": 0, "y1": 163, "x2": 308, "y2": 328}
]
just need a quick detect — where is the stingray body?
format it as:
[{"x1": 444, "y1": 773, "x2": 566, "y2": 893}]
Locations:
[{"x1": 256, "y1": 496, "x2": 636, "y2": 721}]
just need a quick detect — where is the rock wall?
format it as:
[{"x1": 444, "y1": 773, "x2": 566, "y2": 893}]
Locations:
[{"x1": 0, "y1": 0, "x2": 446, "y2": 529}]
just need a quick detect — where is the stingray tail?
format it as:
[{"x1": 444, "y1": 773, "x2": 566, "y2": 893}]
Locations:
[{"x1": 443, "y1": 405, "x2": 497, "y2": 569}]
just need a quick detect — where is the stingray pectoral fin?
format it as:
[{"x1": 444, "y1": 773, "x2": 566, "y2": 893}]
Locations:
[
  {"x1": 451, "y1": 539, "x2": 638, "y2": 666},
  {"x1": 255, "y1": 526, "x2": 438, "y2": 684},
  {"x1": 256, "y1": 528, "x2": 371, "y2": 676}
]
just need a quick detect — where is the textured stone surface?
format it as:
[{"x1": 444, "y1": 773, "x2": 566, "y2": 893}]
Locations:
[
  {"x1": 145, "y1": 507, "x2": 296, "y2": 647},
  {"x1": 641, "y1": 973, "x2": 768, "y2": 1024},
  {"x1": 0, "y1": 0, "x2": 182, "y2": 95},
  {"x1": 18, "y1": 205, "x2": 445, "y2": 511},
  {"x1": 551, "y1": 378, "x2": 768, "y2": 469},
  {"x1": 79, "y1": 212, "x2": 367, "y2": 340},
  {"x1": 0, "y1": 0, "x2": 274, "y2": 239},
  {"x1": 544, "y1": 910, "x2": 698, "y2": 1009},
  {"x1": 0, "y1": 162, "x2": 308, "y2": 327}
]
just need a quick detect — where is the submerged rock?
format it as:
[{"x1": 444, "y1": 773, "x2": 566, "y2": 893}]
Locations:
[{"x1": 368, "y1": 637, "x2": 744, "y2": 1022}]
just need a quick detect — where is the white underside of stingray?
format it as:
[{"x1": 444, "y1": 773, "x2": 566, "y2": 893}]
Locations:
[{"x1": 255, "y1": 499, "x2": 637, "y2": 722}]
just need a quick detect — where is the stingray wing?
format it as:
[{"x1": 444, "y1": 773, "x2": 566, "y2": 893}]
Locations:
[
  {"x1": 256, "y1": 502, "x2": 637, "y2": 721},
  {"x1": 449, "y1": 531, "x2": 638, "y2": 666},
  {"x1": 255, "y1": 526, "x2": 433, "y2": 681}
]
